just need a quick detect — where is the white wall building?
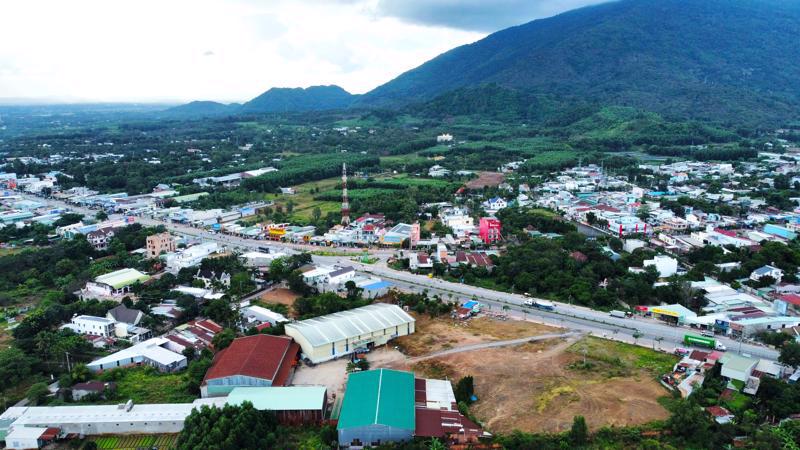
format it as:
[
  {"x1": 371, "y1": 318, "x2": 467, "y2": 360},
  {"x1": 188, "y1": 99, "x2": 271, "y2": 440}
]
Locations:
[
  {"x1": 64, "y1": 315, "x2": 115, "y2": 337},
  {"x1": 643, "y1": 255, "x2": 679, "y2": 278},
  {"x1": 165, "y1": 242, "x2": 219, "y2": 273}
]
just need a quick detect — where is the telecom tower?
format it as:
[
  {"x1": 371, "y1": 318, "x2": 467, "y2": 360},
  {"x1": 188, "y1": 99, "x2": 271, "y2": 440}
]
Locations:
[{"x1": 341, "y1": 163, "x2": 350, "y2": 226}]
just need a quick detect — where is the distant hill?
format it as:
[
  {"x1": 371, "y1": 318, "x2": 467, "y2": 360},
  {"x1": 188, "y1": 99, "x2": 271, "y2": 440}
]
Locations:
[
  {"x1": 359, "y1": 0, "x2": 800, "y2": 125},
  {"x1": 239, "y1": 85, "x2": 356, "y2": 113},
  {"x1": 164, "y1": 101, "x2": 240, "y2": 117}
]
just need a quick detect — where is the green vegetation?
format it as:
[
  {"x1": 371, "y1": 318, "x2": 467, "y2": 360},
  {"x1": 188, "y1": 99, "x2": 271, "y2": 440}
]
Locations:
[
  {"x1": 89, "y1": 434, "x2": 178, "y2": 450},
  {"x1": 97, "y1": 367, "x2": 196, "y2": 404},
  {"x1": 567, "y1": 337, "x2": 678, "y2": 377}
]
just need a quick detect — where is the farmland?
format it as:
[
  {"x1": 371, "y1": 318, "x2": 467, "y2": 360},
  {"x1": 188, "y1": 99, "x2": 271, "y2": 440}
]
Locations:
[{"x1": 88, "y1": 434, "x2": 178, "y2": 450}]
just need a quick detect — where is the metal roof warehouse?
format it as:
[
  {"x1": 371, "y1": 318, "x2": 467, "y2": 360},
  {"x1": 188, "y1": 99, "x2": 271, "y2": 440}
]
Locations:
[{"x1": 284, "y1": 303, "x2": 415, "y2": 364}]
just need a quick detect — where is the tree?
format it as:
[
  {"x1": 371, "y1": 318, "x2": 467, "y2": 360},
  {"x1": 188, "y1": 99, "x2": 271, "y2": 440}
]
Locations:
[
  {"x1": 779, "y1": 341, "x2": 800, "y2": 369},
  {"x1": 0, "y1": 347, "x2": 36, "y2": 390},
  {"x1": 27, "y1": 382, "x2": 50, "y2": 405},
  {"x1": 454, "y1": 375, "x2": 475, "y2": 404},
  {"x1": 95, "y1": 210, "x2": 108, "y2": 221},
  {"x1": 204, "y1": 298, "x2": 234, "y2": 326},
  {"x1": 636, "y1": 204, "x2": 651, "y2": 221},
  {"x1": 312, "y1": 206, "x2": 322, "y2": 222},
  {"x1": 177, "y1": 403, "x2": 280, "y2": 450},
  {"x1": 569, "y1": 415, "x2": 589, "y2": 446},
  {"x1": 212, "y1": 328, "x2": 236, "y2": 351}
]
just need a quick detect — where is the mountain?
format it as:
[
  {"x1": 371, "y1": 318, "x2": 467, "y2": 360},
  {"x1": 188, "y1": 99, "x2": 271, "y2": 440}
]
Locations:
[
  {"x1": 164, "y1": 101, "x2": 240, "y2": 117},
  {"x1": 239, "y1": 85, "x2": 355, "y2": 113},
  {"x1": 360, "y1": 0, "x2": 800, "y2": 124}
]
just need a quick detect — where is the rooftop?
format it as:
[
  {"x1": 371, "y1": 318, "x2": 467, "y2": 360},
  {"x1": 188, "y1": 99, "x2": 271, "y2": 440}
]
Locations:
[
  {"x1": 338, "y1": 369, "x2": 415, "y2": 431},
  {"x1": 285, "y1": 303, "x2": 414, "y2": 347},
  {"x1": 94, "y1": 268, "x2": 150, "y2": 289},
  {"x1": 226, "y1": 386, "x2": 326, "y2": 411},
  {"x1": 202, "y1": 335, "x2": 299, "y2": 386}
]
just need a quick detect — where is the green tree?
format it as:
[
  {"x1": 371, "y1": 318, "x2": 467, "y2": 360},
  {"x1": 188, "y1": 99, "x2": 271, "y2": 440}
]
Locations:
[
  {"x1": 779, "y1": 342, "x2": 800, "y2": 369},
  {"x1": 26, "y1": 382, "x2": 50, "y2": 405},
  {"x1": 454, "y1": 375, "x2": 475, "y2": 404},
  {"x1": 212, "y1": 328, "x2": 236, "y2": 351},
  {"x1": 569, "y1": 415, "x2": 589, "y2": 446},
  {"x1": 95, "y1": 210, "x2": 108, "y2": 221}
]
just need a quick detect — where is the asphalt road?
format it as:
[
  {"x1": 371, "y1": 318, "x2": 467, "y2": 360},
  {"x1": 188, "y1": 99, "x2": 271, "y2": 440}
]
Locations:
[{"x1": 26, "y1": 193, "x2": 781, "y2": 361}]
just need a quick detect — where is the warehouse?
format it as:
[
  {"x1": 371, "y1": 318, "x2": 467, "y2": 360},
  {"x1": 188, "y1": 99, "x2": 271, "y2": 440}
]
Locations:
[
  {"x1": 337, "y1": 369, "x2": 416, "y2": 447},
  {"x1": 284, "y1": 303, "x2": 415, "y2": 364},
  {"x1": 200, "y1": 334, "x2": 299, "y2": 397},
  {"x1": 226, "y1": 386, "x2": 327, "y2": 425}
]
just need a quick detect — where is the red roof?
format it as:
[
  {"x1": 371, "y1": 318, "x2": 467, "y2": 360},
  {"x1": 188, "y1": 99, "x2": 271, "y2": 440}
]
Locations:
[
  {"x1": 689, "y1": 350, "x2": 709, "y2": 362},
  {"x1": 202, "y1": 334, "x2": 299, "y2": 386},
  {"x1": 256, "y1": 322, "x2": 272, "y2": 331},
  {"x1": 706, "y1": 406, "x2": 732, "y2": 417},
  {"x1": 714, "y1": 228, "x2": 738, "y2": 237},
  {"x1": 193, "y1": 319, "x2": 223, "y2": 334},
  {"x1": 40, "y1": 427, "x2": 60, "y2": 440},
  {"x1": 780, "y1": 294, "x2": 800, "y2": 306}
]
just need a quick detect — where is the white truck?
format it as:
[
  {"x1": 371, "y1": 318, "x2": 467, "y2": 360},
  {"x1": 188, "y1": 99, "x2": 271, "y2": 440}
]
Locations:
[{"x1": 609, "y1": 310, "x2": 628, "y2": 319}]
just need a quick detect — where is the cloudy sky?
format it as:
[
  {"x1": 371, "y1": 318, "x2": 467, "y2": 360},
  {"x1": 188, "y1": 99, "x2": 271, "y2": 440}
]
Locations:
[{"x1": 0, "y1": 0, "x2": 603, "y2": 103}]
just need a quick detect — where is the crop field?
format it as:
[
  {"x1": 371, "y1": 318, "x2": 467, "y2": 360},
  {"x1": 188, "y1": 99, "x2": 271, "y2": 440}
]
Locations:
[
  {"x1": 391, "y1": 333, "x2": 675, "y2": 434},
  {"x1": 97, "y1": 367, "x2": 195, "y2": 404},
  {"x1": 263, "y1": 176, "x2": 340, "y2": 222},
  {"x1": 89, "y1": 434, "x2": 178, "y2": 449}
]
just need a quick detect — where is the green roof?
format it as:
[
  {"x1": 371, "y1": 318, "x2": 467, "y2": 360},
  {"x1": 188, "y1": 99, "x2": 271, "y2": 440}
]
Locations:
[
  {"x1": 95, "y1": 268, "x2": 150, "y2": 289},
  {"x1": 720, "y1": 354, "x2": 758, "y2": 372},
  {"x1": 337, "y1": 369, "x2": 415, "y2": 431},
  {"x1": 172, "y1": 192, "x2": 209, "y2": 203},
  {"x1": 226, "y1": 386, "x2": 327, "y2": 411}
]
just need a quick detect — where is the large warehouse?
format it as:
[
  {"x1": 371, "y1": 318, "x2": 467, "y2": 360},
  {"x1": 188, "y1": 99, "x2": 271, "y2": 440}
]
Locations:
[
  {"x1": 284, "y1": 303, "x2": 415, "y2": 364},
  {"x1": 200, "y1": 334, "x2": 299, "y2": 397},
  {"x1": 337, "y1": 369, "x2": 416, "y2": 447}
]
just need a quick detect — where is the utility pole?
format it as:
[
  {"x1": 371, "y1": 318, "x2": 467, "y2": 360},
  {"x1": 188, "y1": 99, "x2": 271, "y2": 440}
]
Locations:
[{"x1": 341, "y1": 163, "x2": 350, "y2": 226}]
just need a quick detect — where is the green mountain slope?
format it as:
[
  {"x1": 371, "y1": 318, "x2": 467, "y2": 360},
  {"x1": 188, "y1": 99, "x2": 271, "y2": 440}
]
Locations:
[
  {"x1": 360, "y1": 0, "x2": 800, "y2": 124},
  {"x1": 239, "y1": 85, "x2": 356, "y2": 113}
]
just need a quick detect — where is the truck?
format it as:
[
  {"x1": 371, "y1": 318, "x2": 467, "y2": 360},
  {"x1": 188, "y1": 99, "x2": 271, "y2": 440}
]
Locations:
[
  {"x1": 533, "y1": 300, "x2": 556, "y2": 311},
  {"x1": 684, "y1": 334, "x2": 727, "y2": 351},
  {"x1": 609, "y1": 310, "x2": 628, "y2": 319}
]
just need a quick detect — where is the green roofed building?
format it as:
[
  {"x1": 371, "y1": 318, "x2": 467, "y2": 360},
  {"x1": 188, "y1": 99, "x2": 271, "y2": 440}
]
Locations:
[
  {"x1": 338, "y1": 369, "x2": 415, "y2": 447},
  {"x1": 226, "y1": 386, "x2": 327, "y2": 425},
  {"x1": 82, "y1": 268, "x2": 151, "y2": 299}
]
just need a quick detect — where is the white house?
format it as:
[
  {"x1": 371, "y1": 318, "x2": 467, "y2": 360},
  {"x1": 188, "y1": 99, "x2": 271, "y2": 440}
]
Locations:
[
  {"x1": 164, "y1": 242, "x2": 219, "y2": 273},
  {"x1": 482, "y1": 197, "x2": 507, "y2": 212},
  {"x1": 750, "y1": 265, "x2": 783, "y2": 283},
  {"x1": 326, "y1": 266, "x2": 356, "y2": 285},
  {"x1": 64, "y1": 315, "x2": 115, "y2": 337},
  {"x1": 643, "y1": 255, "x2": 679, "y2": 278}
]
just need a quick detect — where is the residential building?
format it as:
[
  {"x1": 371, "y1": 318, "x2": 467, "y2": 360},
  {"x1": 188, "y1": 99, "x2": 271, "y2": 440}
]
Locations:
[
  {"x1": 478, "y1": 217, "x2": 502, "y2": 244},
  {"x1": 87, "y1": 337, "x2": 187, "y2": 373},
  {"x1": 70, "y1": 381, "x2": 116, "y2": 401},
  {"x1": 750, "y1": 265, "x2": 783, "y2": 283},
  {"x1": 164, "y1": 242, "x2": 219, "y2": 273},
  {"x1": 643, "y1": 255, "x2": 679, "y2": 278},
  {"x1": 146, "y1": 232, "x2": 175, "y2": 258},
  {"x1": 65, "y1": 315, "x2": 115, "y2": 337},
  {"x1": 85, "y1": 227, "x2": 116, "y2": 251}
]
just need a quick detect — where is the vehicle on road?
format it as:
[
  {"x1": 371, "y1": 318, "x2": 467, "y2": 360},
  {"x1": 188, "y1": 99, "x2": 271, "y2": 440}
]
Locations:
[
  {"x1": 701, "y1": 330, "x2": 714, "y2": 337},
  {"x1": 673, "y1": 347, "x2": 691, "y2": 357},
  {"x1": 531, "y1": 299, "x2": 555, "y2": 311},
  {"x1": 684, "y1": 334, "x2": 726, "y2": 351},
  {"x1": 609, "y1": 310, "x2": 629, "y2": 319}
]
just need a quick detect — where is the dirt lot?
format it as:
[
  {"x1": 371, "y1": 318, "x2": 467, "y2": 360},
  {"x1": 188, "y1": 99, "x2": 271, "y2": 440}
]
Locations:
[
  {"x1": 465, "y1": 171, "x2": 505, "y2": 189},
  {"x1": 259, "y1": 288, "x2": 299, "y2": 306},
  {"x1": 394, "y1": 314, "x2": 558, "y2": 357},
  {"x1": 388, "y1": 335, "x2": 672, "y2": 434},
  {"x1": 292, "y1": 358, "x2": 350, "y2": 398}
]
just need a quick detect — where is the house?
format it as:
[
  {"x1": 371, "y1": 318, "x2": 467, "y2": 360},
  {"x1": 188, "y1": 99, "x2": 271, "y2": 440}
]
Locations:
[
  {"x1": 146, "y1": 232, "x2": 175, "y2": 258},
  {"x1": 750, "y1": 265, "x2": 783, "y2": 283},
  {"x1": 164, "y1": 242, "x2": 219, "y2": 273},
  {"x1": 326, "y1": 266, "x2": 356, "y2": 285},
  {"x1": 64, "y1": 315, "x2": 115, "y2": 337},
  {"x1": 106, "y1": 304, "x2": 144, "y2": 326},
  {"x1": 81, "y1": 268, "x2": 150, "y2": 300},
  {"x1": 409, "y1": 253, "x2": 433, "y2": 271},
  {"x1": 279, "y1": 187, "x2": 296, "y2": 195},
  {"x1": 478, "y1": 217, "x2": 502, "y2": 244},
  {"x1": 86, "y1": 227, "x2": 116, "y2": 251},
  {"x1": 200, "y1": 335, "x2": 300, "y2": 397},
  {"x1": 285, "y1": 303, "x2": 415, "y2": 364},
  {"x1": 643, "y1": 255, "x2": 679, "y2": 278},
  {"x1": 482, "y1": 197, "x2": 507, "y2": 212},
  {"x1": 70, "y1": 381, "x2": 116, "y2": 401},
  {"x1": 87, "y1": 337, "x2": 187, "y2": 373},
  {"x1": 720, "y1": 354, "x2": 758, "y2": 383},
  {"x1": 338, "y1": 369, "x2": 416, "y2": 447},
  {"x1": 705, "y1": 406, "x2": 734, "y2": 424},
  {"x1": 195, "y1": 268, "x2": 231, "y2": 288}
]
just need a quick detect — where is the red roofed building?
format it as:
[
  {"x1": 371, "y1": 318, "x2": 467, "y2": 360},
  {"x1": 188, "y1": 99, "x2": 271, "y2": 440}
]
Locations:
[
  {"x1": 200, "y1": 334, "x2": 300, "y2": 397},
  {"x1": 413, "y1": 378, "x2": 489, "y2": 444}
]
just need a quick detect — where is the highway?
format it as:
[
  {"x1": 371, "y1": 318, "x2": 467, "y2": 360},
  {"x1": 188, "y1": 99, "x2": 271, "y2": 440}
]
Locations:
[{"x1": 25, "y1": 193, "x2": 781, "y2": 361}]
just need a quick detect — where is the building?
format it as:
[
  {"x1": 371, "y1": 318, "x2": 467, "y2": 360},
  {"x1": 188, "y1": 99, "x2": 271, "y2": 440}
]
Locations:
[
  {"x1": 478, "y1": 217, "x2": 502, "y2": 244},
  {"x1": 643, "y1": 255, "x2": 679, "y2": 278},
  {"x1": 164, "y1": 242, "x2": 219, "y2": 273},
  {"x1": 70, "y1": 381, "x2": 116, "y2": 401},
  {"x1": 720, "y1": 354, "x2": 758, "y2": 383},
  {"x1": 750, "y1": 265, "x2": 783, "y2": 283},
  {"x1": 146, "y1": 232, "x2": 176, "y2": 258},
  {"x1": 200, "y1": 335, "x2": 299, "y2": 397},
  {"x1": 87, "y1": 337, "x2": 187, "y2": 373},
  {"x1": 284, "y1": 303, "x2": 415, "y2": 364},
  {"x1": 81, "y1": 268, "x2": 150, "y2": 300},
  {"x1": 226, "y1": 386, "x2": 327, "y2": 425},
  {"x1": 65, "y1": 315, "x2": 115, "y2": 337},
  {"x1": 482, "y1": 197, "x2": 507, "y2": 212},
  {"x1": 338, "y1": 369, "x2": 416, "y2": 447},
  {"x1": 85, "y1": 227, "x2": 116, "y2": 251}
]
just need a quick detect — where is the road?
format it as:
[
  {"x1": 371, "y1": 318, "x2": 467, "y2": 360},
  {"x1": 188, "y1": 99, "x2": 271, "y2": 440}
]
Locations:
[{"x1": 26, "y1": 192, "x2": 781, "y2": 361}]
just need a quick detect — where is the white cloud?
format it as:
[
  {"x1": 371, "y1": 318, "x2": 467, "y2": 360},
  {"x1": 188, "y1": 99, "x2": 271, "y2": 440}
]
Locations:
[{"x1": 0, "y1": 0, "x2": 601, "y2": 102}]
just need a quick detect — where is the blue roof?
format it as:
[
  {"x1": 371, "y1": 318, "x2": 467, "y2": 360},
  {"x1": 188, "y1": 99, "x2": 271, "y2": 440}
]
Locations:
[
  {"x1": 363, "y1": 280, "x2": 392, "y2": 290},
  {"x1": 463, "y1": 301, "x2": 479, "y2": 308}
]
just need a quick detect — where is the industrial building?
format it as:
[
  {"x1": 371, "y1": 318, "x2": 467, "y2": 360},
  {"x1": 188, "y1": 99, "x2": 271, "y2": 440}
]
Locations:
[
  {"x1": 226, "y1": 386, "x2": 327, "y2": 425},
  {"x1": 284, "y1": 303, "x2": 415, "y2": 364},
  {"x1": 200, "y1": 334, "x2": 299, "y2": 397},
  {"x1": 337, "y1": 369, "x2": 416, "y2": 447},
  {"x1": 80, "y1": 268, "x2": 151, "y2": 300}
]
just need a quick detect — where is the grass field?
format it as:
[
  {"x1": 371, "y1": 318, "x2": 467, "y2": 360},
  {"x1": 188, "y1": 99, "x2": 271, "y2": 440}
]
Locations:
[
  {"x1": 263, "y1": 176, "x2": 340, "y2": 222},
  {"x1": 99, "y1": 367, "x2": 195, "y2": 404},
  {"x1": 88, "y1": 434, "x2": 178, "y2": 449},
  {"x1": 566, "y1": 336, "x2": 679, "y2": 377}
]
